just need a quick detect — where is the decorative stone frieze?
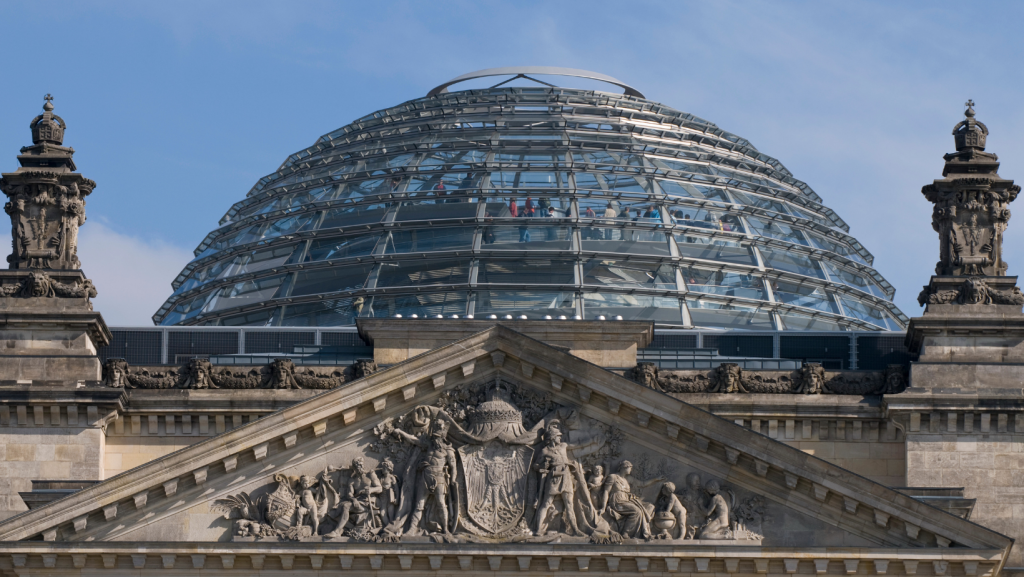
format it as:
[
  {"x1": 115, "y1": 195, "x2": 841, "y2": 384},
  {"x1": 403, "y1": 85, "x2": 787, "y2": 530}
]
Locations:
[
  {"x1": 627, "y1": 362, "x2": 906, "y2": 395},
  {"x1": 102, "y1": 358, "x2": 372, "y2": 390}
]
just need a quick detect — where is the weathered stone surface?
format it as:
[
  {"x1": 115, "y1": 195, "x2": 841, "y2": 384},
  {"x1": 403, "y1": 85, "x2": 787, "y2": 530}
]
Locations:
[
  {"x1": 357, "y1": 318, "x2": 653, "y2": 367},
  {"x1": 0, "y1": 324, "x2": 1005, "y2": 574}
]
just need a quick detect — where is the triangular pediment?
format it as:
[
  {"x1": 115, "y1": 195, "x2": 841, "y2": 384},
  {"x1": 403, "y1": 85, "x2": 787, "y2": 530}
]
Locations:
[{"x1": 0, "y1": 325, "x2": 1011, "y2": 570}]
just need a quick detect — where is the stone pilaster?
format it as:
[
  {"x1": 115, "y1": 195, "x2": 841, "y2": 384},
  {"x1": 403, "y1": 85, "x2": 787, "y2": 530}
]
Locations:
[{"x1": 897, "y1": 101, "x2": 1024, "y2": 566}]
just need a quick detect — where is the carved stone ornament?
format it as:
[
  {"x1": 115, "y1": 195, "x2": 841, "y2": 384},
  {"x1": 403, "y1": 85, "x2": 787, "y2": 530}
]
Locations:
[
  {"x1": 101, "y1": 358, "x2": 129, "y2": 388},
  {"x1": 0, "y1": 270, "x2": 96, "y2": 302},
  {"x1": 632, "y1": 362, "x2": 905, "y2": 396},
  {"x1": 918, "y1": 276, "x2": 1024, "y2": 307},
  {"x1": 214, "y1": 377, "x2": 765, "y2": 544},
  {"x1": 792, "y1": 363, "x2": 826, "y2": 394},
  {"x1": 101, "y1": 357, "x2": 358, "y2": 390},
  {"x1": 921, "y1": 101, "x2": 1020, "y2": 277},
  {"x1": 626, "y1": 362, "x2": 662, "y2": 391},
  {"x1": 706, "y1": 363, "x2": 746, "y2": 393},
  {"x1": 0, "y1": 95, "x2": 96, "y2": 271}
]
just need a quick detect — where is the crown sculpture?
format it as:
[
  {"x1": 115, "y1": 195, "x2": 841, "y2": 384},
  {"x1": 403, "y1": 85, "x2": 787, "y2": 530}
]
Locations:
[
  {"x1": 906, "y1": 100, "x2": 1024, "y2": 386},
  {"x1": 0, "y1": 96, "x2": 110, "y2": 383}
]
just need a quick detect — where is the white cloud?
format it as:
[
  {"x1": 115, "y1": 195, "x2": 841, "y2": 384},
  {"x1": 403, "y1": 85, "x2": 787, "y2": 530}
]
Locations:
[{"x1": 0, "y1": 224, "x2": 193, "y2": 327}]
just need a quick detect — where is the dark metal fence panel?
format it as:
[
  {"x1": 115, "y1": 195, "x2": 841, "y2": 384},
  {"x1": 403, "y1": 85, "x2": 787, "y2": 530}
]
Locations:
[
  {"x1": 99, "y1": 331, "x2": 163, "y2": 365},
  {"x1": 780, "y1": 335, "x2": 851, "y2": 370},
  {"x1": 245, "y1": 331, "x2": 316, "y2": 354},
  {"x1": 649, "y1": 334, "x2": 698, "y2": 349},
  {"x1": 856, "y1": 334, "x2": 913, "y2": 370},
  {"x1": 167, "y1": 331, "x2": 239, "y2": 364},
  {"x1": 706, "y1": 335, "x2": 774, "y2": 358},
  {"x1": 321, "y1": 332, "x2": 370, "y2": 347}
]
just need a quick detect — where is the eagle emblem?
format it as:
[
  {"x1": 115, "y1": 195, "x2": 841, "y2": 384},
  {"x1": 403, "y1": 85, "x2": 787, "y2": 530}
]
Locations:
[{"x1": 459, "y1": 442, "x2": 533, "y2": 535}]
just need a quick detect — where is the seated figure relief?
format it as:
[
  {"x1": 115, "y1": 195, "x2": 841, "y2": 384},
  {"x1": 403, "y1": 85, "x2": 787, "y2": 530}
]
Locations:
[{"x1": 214, "y1": 378, "x2": 768, "y2": 544}]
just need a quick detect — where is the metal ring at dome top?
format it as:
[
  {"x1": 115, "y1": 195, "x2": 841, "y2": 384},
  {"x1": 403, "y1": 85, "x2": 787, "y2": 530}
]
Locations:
[{"x1": 427, "y1": 67, "x2": 645, "y2": 99}]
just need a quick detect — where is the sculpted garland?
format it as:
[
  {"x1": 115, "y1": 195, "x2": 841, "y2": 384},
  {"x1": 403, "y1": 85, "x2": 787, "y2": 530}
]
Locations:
[
  {"x1": 627, "y1": 362, "x2": 907, "y2": 395},
  {"x1": 101, "y1": 357, "x2": 376, "y2": 390},
  {"x1": 215, "y1": 379, "x2": 767, "y2": 544}
]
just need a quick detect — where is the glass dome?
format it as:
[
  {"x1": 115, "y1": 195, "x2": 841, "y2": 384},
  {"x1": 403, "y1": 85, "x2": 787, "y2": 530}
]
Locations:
[{"x1": 154, "y1": 74, "x2": 906, "y2": 331}]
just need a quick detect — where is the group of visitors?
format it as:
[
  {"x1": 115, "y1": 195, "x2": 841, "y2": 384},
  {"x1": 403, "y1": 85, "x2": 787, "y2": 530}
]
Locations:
[
  {"x1": 670, "y1": 210, "x2": 744, "y2": 233},
  {"x1": 510, "y1": 198, "x2": 570, "y2": 242}
]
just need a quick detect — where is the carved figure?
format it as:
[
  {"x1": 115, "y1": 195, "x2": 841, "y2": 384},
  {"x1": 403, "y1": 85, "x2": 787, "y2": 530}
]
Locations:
[
  {"x1": 598, "y1": 460, "x2": 662, "y2": 540},
  {"x1": 181, "y1": 358, "x2": 217, "y2": 389},
  {"x1": 102, "y1": 358, "x2": 129, "y2": 388},
  {"x1": 652, "y1": 482, "x2": 687, "y2": 539},
  {"x1": 697, "y1": 480, "x2": 733, "y2": 539},
  {"x1": 628, "y1": 362, "x2": 662, "y2": 391},
  {"x1": 961, "y1": 277, "x2": 989, "y2": 304},
  {"x1": 707, "y1": 363, "x2": 745, "y2": 393},
  {"x1": 679, "y1": 472, "x2": 707, "y2": 538},
  {"x1": 297, "y1": 473, "x2": 329, "y2": 536},
  {"x1": 877, "y1": 365, "x2": 908, "y2": 395},
  {"x1": 793, "y1": 363, "x2": 826, "y2": 394},
  {"x1": 377, "y1": 458, "x2": 400, "y2": 527},
  {"x1": 533, "y1": 422, "x2": 582, "y2": 536},
  {"x1": 268, "y1": 358, "x2": 297, "y2": 389},
  {"x1": 391, "y1": 418, "x2": 458, "y2": 536},
  {"x1": 587, "y1": 465, "x2": 605, "y2": 496},
  {"x1": 324, "y1": 458, "x2": 382, "y2": 538}
]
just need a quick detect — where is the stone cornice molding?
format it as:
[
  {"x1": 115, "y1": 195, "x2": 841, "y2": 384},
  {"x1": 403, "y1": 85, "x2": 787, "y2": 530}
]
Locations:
[{"x1": 0, "y1": 543, "x2": 1005, "y2": 575}]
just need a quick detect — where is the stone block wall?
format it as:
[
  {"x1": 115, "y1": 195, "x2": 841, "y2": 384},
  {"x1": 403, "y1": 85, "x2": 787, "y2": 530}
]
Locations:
[
  {"x1": 0, "y1": 427, "x2": 104, "y2": 521},
  {"x1": 728, "y1": 418, "x2": 906, "y2": 487},
  {"x1": 103, "y1": 414, "x2": 263, "y2": 477},
  {"x1": 905, "y1": 411, "x2": 1024, "y2": 566}
]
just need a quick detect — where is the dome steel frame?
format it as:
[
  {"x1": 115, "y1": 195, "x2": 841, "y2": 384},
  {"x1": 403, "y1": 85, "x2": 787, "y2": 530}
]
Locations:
[{"x1": 155, "y1": 85, "x2": 906, "y2": 332}]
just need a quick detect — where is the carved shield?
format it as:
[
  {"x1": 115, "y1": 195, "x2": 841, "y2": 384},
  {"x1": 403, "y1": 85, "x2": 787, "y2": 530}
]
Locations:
[{"x1": 458, "y1": 442, "x2": 533, "y2": 535}]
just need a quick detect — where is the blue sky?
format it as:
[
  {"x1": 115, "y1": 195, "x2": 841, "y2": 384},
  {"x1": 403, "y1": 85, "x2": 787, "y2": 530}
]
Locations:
[{"x1": 1, "y1": 1, "x2": 1022, "y2": 325}]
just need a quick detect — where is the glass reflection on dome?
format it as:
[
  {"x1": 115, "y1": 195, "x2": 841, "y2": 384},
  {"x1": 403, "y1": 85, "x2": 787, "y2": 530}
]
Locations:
[{"x1": 157, "y1": 85, "x2": 905, "y2": 330}]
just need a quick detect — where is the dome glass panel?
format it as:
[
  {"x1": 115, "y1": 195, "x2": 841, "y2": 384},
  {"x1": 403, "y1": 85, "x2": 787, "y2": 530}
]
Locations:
[{"x1": 156, "y1": 80, "x2": 906, "y2": 331}]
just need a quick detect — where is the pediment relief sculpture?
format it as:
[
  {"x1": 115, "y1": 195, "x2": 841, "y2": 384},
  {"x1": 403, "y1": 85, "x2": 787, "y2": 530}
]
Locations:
[
  {"x1": 102, "y1": 356, "x2": 376, "y2": 389},
  {"x1": 628, "y1": 362, "x2": 907, "y2": 395},
  {"x1": 213, "y1": 378, "x2": 765, "y2": 545}
]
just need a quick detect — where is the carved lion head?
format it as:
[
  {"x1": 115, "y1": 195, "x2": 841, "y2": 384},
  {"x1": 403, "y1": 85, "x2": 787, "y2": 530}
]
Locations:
[
  {"x1": 24, "y1": 272, "x2": 53, "y2": 297},
  {"x1": 960, "y1": 277, "x2": 990, "y2": 305}
]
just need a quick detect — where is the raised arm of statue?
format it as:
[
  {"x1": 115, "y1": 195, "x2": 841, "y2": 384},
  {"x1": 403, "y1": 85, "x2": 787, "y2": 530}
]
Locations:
[
  {"x1": 391, "y1": 428, "x2": 425, "y2": 448},
  {"x1": 638, "y1": 475, "x2": 666, "y2": 490}
]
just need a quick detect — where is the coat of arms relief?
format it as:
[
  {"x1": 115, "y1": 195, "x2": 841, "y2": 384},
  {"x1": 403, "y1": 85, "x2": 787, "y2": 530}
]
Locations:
[{"x1": 215, "y1": 378, "x2": 767, "y2": 544}]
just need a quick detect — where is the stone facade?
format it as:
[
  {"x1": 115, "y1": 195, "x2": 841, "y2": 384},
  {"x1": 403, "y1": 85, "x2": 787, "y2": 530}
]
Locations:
[
  {"x1": 0, "y1": 325, "x2": 1010, "y2": 577},
  {"x1": 3, "y1": 99, "x2": 1024, "y2": 576}
]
